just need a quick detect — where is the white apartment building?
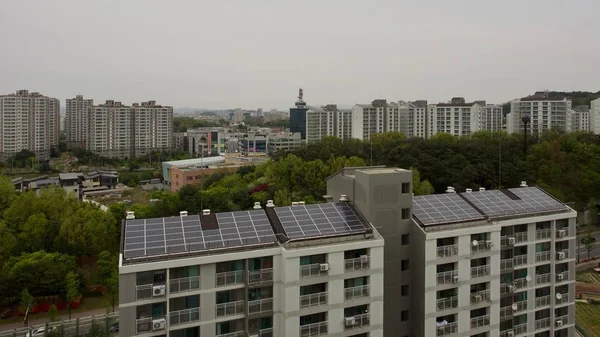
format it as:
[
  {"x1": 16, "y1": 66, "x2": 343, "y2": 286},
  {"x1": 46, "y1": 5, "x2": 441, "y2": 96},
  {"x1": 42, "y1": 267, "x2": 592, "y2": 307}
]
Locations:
[
  {"x1": 427, "y1": 98, "x2": 481, "y2": 138},
  {"x1": 507, "y1": 93, "x2": 573, "y2": 135},
  {"x1": 119, "y1": 201, "x2": 384, "y2": 337},
  {"x1": 571, "y1": 110, "x2": 589, "y2": 132},
  {"x1": 0, "y1": 90, "x2": 60, "y2": 162},
  {"x1": 478, "y1": 104, "x2": 504, "y2": 132},
  {"x1": 88, "y1": 100, "x2": 133, "y2": 159},
  {"x1": 65, "y1": 95, "x2": 94, "y2": 149},
  {"x1": 589, "y1": 98, "x2": 600, "y2": 134},
  {"x1": 306, "y1": 106, "x2": 335, "y2": 143},
  {"x1": 398, "y1": 100, "x2": 428, "y2": 138},
  {"x1": 266, "y1": 132, "x2": 302, "y2": 155},
  {"x1": 132, "y1": 101, "x2": 173, "y2": 157},
  {"x1": 351, "y1": 100, "x2": 387, "y2": 140}
]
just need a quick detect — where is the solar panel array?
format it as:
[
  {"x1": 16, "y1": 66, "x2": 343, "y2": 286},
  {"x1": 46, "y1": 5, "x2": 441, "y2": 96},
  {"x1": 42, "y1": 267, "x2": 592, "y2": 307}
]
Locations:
[
  {"x1": 123, "y1": 210, "x2": 277, "y2": 259},
  {"x1": 275, "y1": 202, "x2": 366, "y2": 239},
  {"x1": 412, "y1": 193, "x2": 485, "y2": 226},
  {"x1": 463, "y1": 187, "x2": 565, "y2": 217}
]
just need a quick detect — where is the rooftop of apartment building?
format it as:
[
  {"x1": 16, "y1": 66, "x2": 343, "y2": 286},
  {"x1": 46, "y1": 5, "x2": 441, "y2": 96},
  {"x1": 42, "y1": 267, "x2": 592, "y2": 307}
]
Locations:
[
  {"x1": 412, "y1": 183, "x2": 571, "y2": 231},
  {"x1": 435, "y1": 97, "x2": 478, "y2": 107},
  {"x1": 1, "y1": 90, "x2": 52, "y2": 98},
  {"x1": 120, "y1": 198, "x2": 375, "y2": 265},
  {"x1": 519, "y1": 91, "x2": 567, "y2": 102}
]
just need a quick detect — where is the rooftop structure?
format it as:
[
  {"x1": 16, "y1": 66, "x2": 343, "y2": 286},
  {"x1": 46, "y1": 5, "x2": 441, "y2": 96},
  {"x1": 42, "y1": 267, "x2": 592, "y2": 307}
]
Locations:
[{"x1": 161, "y1": 156, "x2": 226, "y2": 186}]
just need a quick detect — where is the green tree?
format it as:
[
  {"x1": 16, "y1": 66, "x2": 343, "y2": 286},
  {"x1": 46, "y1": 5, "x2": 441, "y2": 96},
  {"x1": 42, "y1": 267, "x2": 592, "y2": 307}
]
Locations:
[
  {"x1": 65, "y1": 272, "x2": 81, "y2": 320},
  {"x1": 21, "y1": 289, "x2": 34, "y2": 308},
  {"x1": 0, "y1": 175, "x2": 16, "y2": 217},
  {"x1": 96, "y1": 251, "x2": 119, "y2": 313},
  {"x1": 48, "y1": 304, "x2": 58, "y2": 322},
  {"x1": 19, "y1": 213, "x2": 49, "y2": 252},
  {"x1": 411, "y1": 167, "x2": 434, "y2": 196}
]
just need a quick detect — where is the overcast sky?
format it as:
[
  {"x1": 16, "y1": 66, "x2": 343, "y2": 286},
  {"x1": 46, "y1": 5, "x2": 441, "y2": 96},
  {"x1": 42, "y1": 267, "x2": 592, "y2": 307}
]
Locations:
[{"x1": 1, "y1": 0, "x2": 598, "y2": 110}]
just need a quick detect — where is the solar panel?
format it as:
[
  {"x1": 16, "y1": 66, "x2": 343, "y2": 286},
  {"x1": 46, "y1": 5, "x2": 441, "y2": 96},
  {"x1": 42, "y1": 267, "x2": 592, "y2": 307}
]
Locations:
[
  {"x1": 463, "y1": 187, "x2": 565, "y2": 217},
  {"x1": 274, "y1": 202, "x2": 367, "y2": 239},
  {"x1": 412, "y1": 193, "x2": 485, "y2": 226}
]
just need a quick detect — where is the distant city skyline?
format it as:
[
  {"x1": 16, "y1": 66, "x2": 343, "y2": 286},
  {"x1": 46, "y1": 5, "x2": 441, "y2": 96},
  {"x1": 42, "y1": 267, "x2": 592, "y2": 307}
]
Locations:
[{"x1": 1, "y1": 0, "x2": 598, "y2": 109}]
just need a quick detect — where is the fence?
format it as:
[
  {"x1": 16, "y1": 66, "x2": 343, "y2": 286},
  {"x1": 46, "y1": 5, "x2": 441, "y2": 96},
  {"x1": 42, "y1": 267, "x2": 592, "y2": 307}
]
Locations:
[{"x1": 0, "y1": 313, "x2": 118, "y2": 337}]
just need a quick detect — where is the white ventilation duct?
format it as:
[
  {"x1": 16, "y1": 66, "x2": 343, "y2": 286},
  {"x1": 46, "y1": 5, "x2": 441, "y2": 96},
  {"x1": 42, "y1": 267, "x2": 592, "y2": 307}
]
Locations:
[
  {"x1": 125, "y1": 211, "x2": 135, "y2": 220},
  {"x1": 479, "y1": 187, "x2": 486, "y2": 191},
  {"x1": 520, "y1": 181, "x2": 528, "y2": 187},
  {"x1": 180, "y1": 211, "x2": 188, "y2": 217},
  {"x1": 339, "y1": 194, "x2": 349, "y2": 201},
  {"x1": 266, "y1": 200, "x2": 275, "y2": 208},
  {"x1": 253, "y1": 202, "x2": 262, "y2": 209},
  {"x1": 445, "y1": 186, "x2": 455, "y2": 193},
  {"x1": 202, "y1": 209, "x2": 211, "y2": 215},
  {"x1": 291, "y1": 202, "x2": 299, "y2": 206},
  {"x1": 466, "y1": 188, "x2": 472, "y2": 193},
  {"x1": 298, "y1": 201, "x2": 306, "y2": 205}
]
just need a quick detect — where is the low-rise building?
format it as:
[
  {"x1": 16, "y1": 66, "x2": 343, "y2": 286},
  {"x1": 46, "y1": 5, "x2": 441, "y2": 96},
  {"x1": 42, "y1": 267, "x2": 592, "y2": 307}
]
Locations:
[
  {"x1": 266, "y1": 132, "x2": 302, "y2": 155},
  {"x1": 168, "y1": 165, "x2": 242, "y2": 192},
  {"x1": 162, "y1": 157, "x2": 226, "y2": 187}
]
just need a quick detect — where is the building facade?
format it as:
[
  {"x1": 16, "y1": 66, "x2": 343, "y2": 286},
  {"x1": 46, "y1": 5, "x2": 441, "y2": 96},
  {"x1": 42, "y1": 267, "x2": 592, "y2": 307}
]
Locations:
[
  {"x1": 306, "y1": 106, "x2": 335, "y2": 143},
  {"x1": 351, "y1": 100, "x2": 387, "y2": 140},
  {"x1": 478, "y1": 104, "x2": 504, "y2": 133},
  {"x1": 571, "y1": 109, "x2": 589, "y2": 132},
  {"x1": 507, "y1": 92, "x2": 573, "y2": 135},
  {"x1": 132, "y1": 101, "x2": 173, "y2": 157},
  {"x1": 398, "y1": 100, "x2": 428, "y2": 138},
  {"x1": 65, "y1": 95, "x2": 94, "y2": 149},
  {"x1": 589, "y1": 98, "x2": 600, "y2": 134},
  {"x1": 0, "y1": 90, "x2": 60, "y2": 162},
  {"x1": 119, "y1": 201, "x2": 385, "y2": 337},
  {"x1": 266, "y1": 132, "x2": 302, "y2": 155},
  {"x1": 427, "y1": 98, "x2": 481, "y2": 138}
]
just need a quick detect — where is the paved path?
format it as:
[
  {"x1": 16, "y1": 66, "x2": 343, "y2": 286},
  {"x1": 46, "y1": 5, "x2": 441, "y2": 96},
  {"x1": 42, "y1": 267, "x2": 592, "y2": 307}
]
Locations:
[{"x1": 0, "y1": 309, "x2": 116, "y2": 333}]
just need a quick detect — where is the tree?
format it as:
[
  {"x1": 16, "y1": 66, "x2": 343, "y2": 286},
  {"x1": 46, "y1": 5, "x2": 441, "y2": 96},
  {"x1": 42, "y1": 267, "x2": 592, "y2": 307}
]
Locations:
[
  {"x1": 0, "y1": 175, "x2": 16, "y2": 217},
  {"x1": 19, "y1": 213, "x2": 49, "y2": 252},
  {"x1": 96, "y1": 251, "x2": 118, "y2": 313},
  {"x1": 411, "y1": 167, "x2": 434, "y2": 196},
  {"x1": 65, "y1": 272, "x2": 81, "y2": 320},
  {"x1": 48, "y1": 304, "x2": 58, "y2": 322},
  {"x1": 21, "y1": 288, "x2": 34, "y2": 326}
]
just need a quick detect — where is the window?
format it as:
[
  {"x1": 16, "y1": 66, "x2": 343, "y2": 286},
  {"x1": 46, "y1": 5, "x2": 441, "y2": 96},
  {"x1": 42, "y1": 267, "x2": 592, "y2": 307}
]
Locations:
[
  {"x1": 401, "y1": 310, "x2": 409, "y2": 322},
  {"x1": 401, "y1": 208, "x2": 410, "y2": 220},
  {"x1": 401, "y1": 285, "x2": 409, "y2": 296},
  {"x1": 401, "y1": 182, "x2": 410, "y2": 194},
  {"x1": 401, "y1": 234, "x2": 410, "y2": 245},
  {"x1": 401, "y1": 260, "x2": 409, "y2": 271}
]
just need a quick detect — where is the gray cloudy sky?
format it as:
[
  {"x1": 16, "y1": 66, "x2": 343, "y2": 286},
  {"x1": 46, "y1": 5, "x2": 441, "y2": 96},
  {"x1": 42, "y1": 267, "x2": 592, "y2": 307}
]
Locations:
[{"x1": 1, "y1": 0, "x2": 598, "y2": 110}]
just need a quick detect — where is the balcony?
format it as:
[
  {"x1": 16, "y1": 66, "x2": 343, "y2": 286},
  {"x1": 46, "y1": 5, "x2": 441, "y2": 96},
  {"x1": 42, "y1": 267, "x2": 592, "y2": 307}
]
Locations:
[
  {"x1": 536, "y1": 229, "x2": 551, "y2": 240},
  {"x1": 514, "y1": 323, "x2": 527, "y2": 335},
  {"x1": 501, "y1": 259, "x2": 513, "y2": 271},
  {"x1": 470, "y1": 265, "x2": 490, "y2": 278},
  {"x1": 556, "y1": 228, "x2": 569, "y2": 239},
  {"x1": 300, "y1": 321, "x2": 328, "y2": 337},
  {"x1": 513, "y1": 277, "x2": 528, "y2": 289},
  {"x1": 512, "y1": 300, "x2": 527, "y2": 312},
  {"x1": 136, "y1": 316, "x2": 165, "y2": 334},
  {"x1": 437, "y1": 245, "x2": 458, "y2": 258},
  {"x1": 169, "y1": 276, "x2": 200, "y2": 294},
  {"x1": 300, "y1": 291, "x2": 328, "y2": 308},
  {"x1": 344, "y1": 256, "x2": 370, "y2": 272},
  {"x1": 513, "y1": 254, "x2": 528, "y2": 267},
  {"x1": 470, "y1": 315, "x2": 490, "y2": 329},
  {"x1": 535, "y1": 295, "x2": 551, "y2": 308},
  {"x1": 556, "y1": 250, "x2": 570, "y2": 260},
  {"x1": 248, "y1": 298, "x2": 273, "y2": 315},
  {"x1": 535, "y1": 273, "x2": 550, "y2": 285},
  {"x1": 535, "y1": 251, "x2": 551, "y2": 263},
  {"x1": 136, "y1": 284, "x2": 165, "y2": 300},
  {"x1": 436, "y1": 322, "x2": 457, "y2": 336},
  {"x1": 437, "y1": 296, "x2": 458, "y2": 311},
  {"x1": 470, "y1": 290, "x2": 490, "y2": 304},
  {"x1": 556, "y1": 315, "x2": 569, "y2": 327},
  {"x1": 437, "y1": 270, "x2": 459, "y2": 285},
  {"x1": 301, "y1": 263, "x2": 329, "y2": 278},
  {"x1": 255, "y1": 328, "x2": 273, "y2": 337},
  {"x1": 215, "y1": 300, "x2": 245, "y2": 317},
  {"x1": 248, "y1": 268, "x2": 273, "y2": 284},
  {"x1": 169, "y1": 308, "x2": 199, "y2": 326},
  {"x1": 215, "y1": 270, "x2": 244, "y2": 287},
  {"x1": 471, "y1": 241, "x2": 493, "y2": 254},
  {"x1": 500, "y1": 306, "x2": 512, "y2": 319},
  {"x1": 344, "y1": 285, "x2": 370, "y2": 301},
  {"x1": 344, "y1": 313, "x2": 370, "y2": 330},
  {"x1": 555, "y1": 292, "x2": 569, "y2": 305},
  {"x1": 535, "y1": 317, "x2": 550, "y2": 330},
  {"x1": 556, "y1": 271, "x2": 569, "y2": 282},
  {"x1": 216, "y1": 332, "x2": 244, "y2": 337},
  {"x1": 514, "y1": 232, "x2": 528, "y2": 244}
]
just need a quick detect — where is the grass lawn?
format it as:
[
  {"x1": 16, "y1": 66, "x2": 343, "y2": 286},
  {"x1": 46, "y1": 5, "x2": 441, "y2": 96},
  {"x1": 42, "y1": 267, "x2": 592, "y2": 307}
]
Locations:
[
  {"x1": 0, "y1": 296, "x2": 112, "y2": 326},
  {"x1": 577, "y1": 270, "x2": 600, "y2": 283},
  {"x1": 577, "y1": 302, "x2": 600, "y2": 337}
]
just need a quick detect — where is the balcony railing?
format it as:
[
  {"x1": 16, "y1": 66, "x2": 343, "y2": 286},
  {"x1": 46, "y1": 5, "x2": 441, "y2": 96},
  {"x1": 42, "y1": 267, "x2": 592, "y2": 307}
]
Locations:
[
  {"x1": 256, "y1": 328, "x2": 273, "y2": 337},
  {"x1": 514, "y1": 323, "x2": 527, "y2": 335},
  {"x1": 513, "y1": 300, "x2": 527, "y2": 312},
  {"x1": 556, "y1": 293, "x2": 569, "y2": 305},
  {"x1": 501, "y1": 259, "x2": 513, "y2": 271},
  {"x1": 169, "y1": 276, "x2": 200, "y2": 294},
  {"x1": 344, "y1": 313, "x2": 370, "y2": 330},
  {"x1": 344, "y1": 256, "x2": 370, "y2": 272},
  {"x1": 345, "y1": 285, "x2": 370, "y2": 300},
  {"x1": 514, "y1": 232, "x2": 528, "y2": 243},
  {"x1": 556, "y1": 228, "x2": 569, "y2": 239},
  {"x1": 536, "y1": 228, "x2": 551, "y2": 240},
  {"x1": 300, "y1": 321, "x2": 328, "y2": 337},
  {"x1": 136, "y1": 284, "x2": 165, "y2": 300},
  {"x1": 437, "y1": 245, "x2": 458, "y2": 258},
  {"x1": 437, "y1": 270, "x2": 458, "y2": 284},
  {"x1": 536, "y1": 273, "x2": 550, "y2": 285},
  {"x1": 248, "y1": 268, "x2": 273, "y2": 284},
  {"x1": 513, "y1": 277, "x2": 528, "y2": 289},
  {"x1": 300, "y1": 291, "x2": 327, "y2": 308},
  {"x1": 300, "y1": 263, "x2": 328, "y2": 278},
  {"x1": 471, "y1": 241, "x2": 493, "y2": 254},
  {"x1": 436, "y1": 322, "x2": 457, "y2": 336},
  {"x1": 500, "y1": 306, "x2": 512, "y2": 318},
  {"x1": 169, "y1": 307, "x2": 199, "y2": 326},
  {"x1": 470, "y1": 315, "x2": 490, "y2": 329},
  {"x1": 513, "y1": 254, "x2": 528, "y2": 267},
  {"x1": 536, "y1": 295, "x2": 551, "y2": 308},
  {"x1": 500, "y1": 235, "x2": 508, "y2": 247},
  {"x1": 556, "y1": 315, "x2": 569, "y2": 327},
  {"x1": 215, "y1": 300, "x2": 245, "y2": 317},
  {"x1": 248, "y1": 298, "x2": 273, "y2": 315},
  {"x1": 470, "y1": 265, "x2": 490, "y2": 278},
  {"x1": 557, "y1": 250, "x2": 570, "y2": 260},
  {"x1": 437, "y1": 296, "x2": 458, "y2": 311},
  {"x1": 500, "y1": 283, "x2": 514, "y2": 295},
  {"x1": 535, "y1": 317, "x2": 551, "y2": 330},
  {"x1": 136, "y1": 316, "x2": 165, "y2": 334},
  {"x1": 470, "y1": 290, "x2": 490, "y2": 304},
  {"x1": 556, "y1": 271, "x2": 569, "y2": 282},
  {"x1": 215, "y1": 270, "x2": 244, "y2": 287},
  {"x1": 216, "y1": 331, "x2": 244, "y2": 337},
  {"x1": 535, "y1": 251, "x2": 551, "y2": 263}
]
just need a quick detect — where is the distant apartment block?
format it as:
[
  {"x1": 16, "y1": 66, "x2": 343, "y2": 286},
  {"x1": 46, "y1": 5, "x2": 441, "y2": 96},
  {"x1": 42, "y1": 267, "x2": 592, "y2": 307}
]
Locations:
[
  {"x1": 65, "y1": 95, "x2": 94, "y2": 149},
  {"x1": 478, "y1": 103, "x2": 504, "y2": 133},
  {"x1": 306, "y1": 106, "x2": 335, "y2": 143},
  {"x1": 398, "y1": 100, "x2": 428, "y2": 138},
  {"x1": 351, "y1": 100, "x2": 387, "y2": 140},
  {"x1": 507, "y1": 92, "x2": 572, "y2": 135},
  {"x1": 590, "y1": 98, "x2": 600, "y2": 134},
  {"x1": 266, "y1": 132, "x2": 302, "y2": 155},
  {"x1": 0, "y1": 90, "x2": 60, "y2": 162},
  {"x1": 427, "y1": 98, "x2": 481, "y2": 138},
  {"x1": 571, "y1": 106, "x2": 589, "y2": 132},
  {"x1": 88, "y1": 100, "x2": 173, "y2": 159}
]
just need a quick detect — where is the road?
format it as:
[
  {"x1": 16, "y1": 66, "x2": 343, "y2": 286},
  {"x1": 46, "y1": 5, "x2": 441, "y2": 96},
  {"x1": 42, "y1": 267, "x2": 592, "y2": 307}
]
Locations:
[
  {"x1": 0, "y1": 311, "x2": 117, "y2": 337},
  {"x1": 576, "y1": 232, "x2": 600, "y2": 263}
]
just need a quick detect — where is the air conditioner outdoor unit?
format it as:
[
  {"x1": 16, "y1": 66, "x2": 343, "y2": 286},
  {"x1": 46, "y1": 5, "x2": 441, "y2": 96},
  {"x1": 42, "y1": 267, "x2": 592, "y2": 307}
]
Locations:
[
  {"x1": 360, "y1": 255, "x2": 369, "y2": 263},
  {"x1": 344, "y1": 317, "x2": 356, "y2": 326},
  {"x1": 558, "y1": 230, "x2": 566, "y2": 238},
  {"x1": 506, "y1": 331, "x2": 514, "y2": 337},
  {"x1": 507, "y1": 285, "x2": 515, "y2": 293},
  {"x1": 485, "y1": 240, "x2": 493, "y2": 248},
  {"x1": 453, "y1": 276, "x2": 460, "y2": 283},
  {"x1": 474, "y1": 295, "x2": 482, "y2": 302},
  {"x1": 556, "y1": 319, "x2": 563, "y2": 327},
  {"x1": 508, "y1": 237, "x2": 516, "y2": 245},
  {"x1": 152, "y1": 284, "x2": 166, "y2": 297},
  {"x1": 557, "y1": 273, "x2": 564, "y2": 281},
  {"x1": 557, "y1": 252, "x2": 566, "y2": 260},
  {"x1": 152, "y1": 318, "x2": 166, "y2": 331},
  {"x1": 320, "y1": 263, "x2": 330, "y2": 271}
]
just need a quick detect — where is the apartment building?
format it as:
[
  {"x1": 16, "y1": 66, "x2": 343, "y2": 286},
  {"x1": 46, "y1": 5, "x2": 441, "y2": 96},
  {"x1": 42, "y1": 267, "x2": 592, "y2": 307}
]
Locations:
[
  {"x1": 119, "y1": 200, "x2": 385, "y2": 337},
  {"x1": 0, "y1": 90, "x2": 60, "y2": 162},
  {"x1": 571, "y1": 108, "x2": 589, "y2": 132},
  {"x1": 326, "y1": 167, "x2": 577, "y2": 337},
  {"x1": 65, "y1": 95, "x2": 94, "y2": 149},
  {"x1": 478, "y1": 104, "x2": 504, "y2": 133},
  {"x1": 589, "y1": 98, "x2": 600, "y2": 134},
  {"x1": 398, "y1": 100, "x2": 428, "y2": 138},
  {"x1": 507, "y1": 92, "x2": 573, "y2": 135},
  {"x1": 427, "y1": 98, "x2": 482, "y2": 138},
  {"x1": 351, "y1": 100, "x2": 387, "y2": 140},
  {"x1": 266, "y1": 132, "x2": 302, "y2": 155},
  {"x1": 132, "y1": 101, "x2": 173, "y2": 157},
  {"x1": 306, "y1": 106, "x2": 335, "y2": 143}
]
